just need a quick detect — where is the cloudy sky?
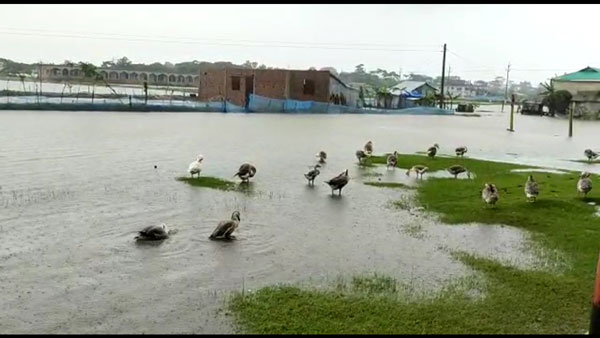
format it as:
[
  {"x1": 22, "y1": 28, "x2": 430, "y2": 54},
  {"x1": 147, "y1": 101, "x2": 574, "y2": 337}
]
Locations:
[{"x1": 0, "y1": 4, "x2": 598, "y2": 84}]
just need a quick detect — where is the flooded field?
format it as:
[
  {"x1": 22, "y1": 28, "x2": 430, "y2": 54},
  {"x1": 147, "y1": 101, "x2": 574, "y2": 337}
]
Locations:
[{"x1": 0, "y1": 109, "x2": 599, "y2": 333}]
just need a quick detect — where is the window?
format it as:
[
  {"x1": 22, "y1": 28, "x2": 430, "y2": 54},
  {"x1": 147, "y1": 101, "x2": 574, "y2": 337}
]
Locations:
[
  {"x1": 303, "y1": 79, "x2": 315, "y2": 95},
  {"x1": 231, "y1": 76, "x2": 240, "y2": 91}
]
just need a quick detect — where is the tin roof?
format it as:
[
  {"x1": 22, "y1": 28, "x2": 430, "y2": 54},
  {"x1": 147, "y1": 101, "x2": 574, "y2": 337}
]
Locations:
[{"x1": 553, "y1": 66, "x2": 600, "y2": 82}]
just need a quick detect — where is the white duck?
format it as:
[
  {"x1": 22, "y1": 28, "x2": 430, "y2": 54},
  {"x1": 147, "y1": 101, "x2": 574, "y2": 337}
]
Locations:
[{"x1": 188, "y1": 155, "x2": 204, "y2": 178}]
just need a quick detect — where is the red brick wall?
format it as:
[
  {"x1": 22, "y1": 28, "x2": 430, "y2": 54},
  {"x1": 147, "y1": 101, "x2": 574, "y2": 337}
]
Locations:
[
  {"x1": 288, "y1": 70, "x2": 330, "y2": 103},
  {"x1": 198, "y1": 68, "x2": 333, "y2": 106},
  {"x1": 254, "y1": 69, "x2": 287, "y2": 100}
]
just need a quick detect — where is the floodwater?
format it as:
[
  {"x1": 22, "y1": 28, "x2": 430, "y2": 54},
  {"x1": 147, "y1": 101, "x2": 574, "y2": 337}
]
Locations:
[{"x1": 0, "y1": 108, "x2": 599, "y2": 333}]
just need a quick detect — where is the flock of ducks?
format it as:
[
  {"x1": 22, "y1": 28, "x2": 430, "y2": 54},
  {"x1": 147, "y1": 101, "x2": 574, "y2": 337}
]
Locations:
[{"x1": 138, "y1": 142, "x2": 596, "y2": 241}]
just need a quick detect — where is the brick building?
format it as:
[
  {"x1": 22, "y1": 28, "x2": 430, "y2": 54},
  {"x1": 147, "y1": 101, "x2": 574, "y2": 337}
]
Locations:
[{"x1": 198, "y1": 67, "x2": 359, "y2": 108}]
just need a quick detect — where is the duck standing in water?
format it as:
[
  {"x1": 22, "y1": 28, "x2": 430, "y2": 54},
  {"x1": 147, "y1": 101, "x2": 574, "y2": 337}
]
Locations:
[
  {"x1": 135, "y1": 223, "x2": 171, "y2": 241},
  {"x1": 585, "y1": 149, "x2": 599, "y2": 162},
  {"x1": 356, "y1": 150, "x2": 368, "y2": 164},
  {"x1": 455, "y1": 146, "x2": 468, "y2": 157},
  {"x1": 387, "y1": 151, "x2": 398, "y2": 169},
  {"x1": 577, "y1": 172, "x2": 593, "y2": 197},
  {"x1": 447, "y1": 165, "x2": 470, "y2": 179},
  {"x1": 188, "y1": 155, "x2": 204, "y2": 178},
  {"x1": 209, "y1": 211, "x2": 241, "y2": 240},
  {"x1": 364, "y1": 141, "x2": 374, "y2": 155},
  {"x1": 427, "y1": 144, "x2": 440, "y2": 158},
  {"x1": 234, "y1": 163, "x2": 257, "y2": 183},
  {"x1": 524, "y1": 175, "x2": 539, "y2": 202},
  {"x1": 481, "y1": 183, "x2": 499, "y2": 207},
  {"x1": 325, "y1": 169, "x2": 350, "y2": 196},
  {"x1": 316, "y1": 151, "x2": 327, "y2": 163},
  {"x1": 406, "y1": 165, "x2": 428, "y2": 179},
  {"x1": 304, "y1": 164, "x2": 321, "y2": 185}
]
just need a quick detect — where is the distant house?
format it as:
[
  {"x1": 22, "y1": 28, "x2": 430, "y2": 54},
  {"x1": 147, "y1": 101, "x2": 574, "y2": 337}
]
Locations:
[
  {"x1": 552, "y1": 66, "x2": 600, "y2": 117},
  {"x1": 392, "y1": 81, "x2": 438, "y2": 97},
  {"x1": 444, "y1": 79, "x2": 476, "y2": 97}
]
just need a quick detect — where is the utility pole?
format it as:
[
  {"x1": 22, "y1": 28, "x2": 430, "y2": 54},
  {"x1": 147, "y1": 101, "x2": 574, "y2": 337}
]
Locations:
[
  {"x1": 439, "y1": 43, "x2": 447, "y2": 109},
  {"x1": 501, "y1": 62, "x2": 510, "y2": 112}
]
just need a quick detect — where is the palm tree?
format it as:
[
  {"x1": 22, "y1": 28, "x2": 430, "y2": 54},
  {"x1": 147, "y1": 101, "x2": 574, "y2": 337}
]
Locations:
[{"x1": 79, "y1": 62, "x2": 122, "y2": 104}]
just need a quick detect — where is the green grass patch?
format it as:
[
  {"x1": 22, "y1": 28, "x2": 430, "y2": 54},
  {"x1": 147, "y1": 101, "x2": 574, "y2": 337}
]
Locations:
[
  {"x1": 175, "y1": 176, "x2": 237, "y2": 191},
  {"x1": 228, "y1": 153, "x2": 600, "y2": 333}
]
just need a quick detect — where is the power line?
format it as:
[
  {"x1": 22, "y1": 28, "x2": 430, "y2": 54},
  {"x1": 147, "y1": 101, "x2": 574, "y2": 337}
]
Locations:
[{"x1": 0, "y1": 28, "x2": 443, "y2": 53}]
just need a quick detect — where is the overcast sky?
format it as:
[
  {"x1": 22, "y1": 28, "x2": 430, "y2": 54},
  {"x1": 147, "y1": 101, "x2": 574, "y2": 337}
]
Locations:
[{"x1": 0, "y1": 4, "x2": 598, "y2": 85}]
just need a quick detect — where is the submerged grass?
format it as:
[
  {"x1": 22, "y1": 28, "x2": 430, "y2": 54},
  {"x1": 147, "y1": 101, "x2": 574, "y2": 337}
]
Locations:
[
  {"x1": 228, "y1": 153, "x2": 600, "y2": 334},
  {"x1": 363, "y1": 181, "x2": 415, "y2": 189},
  {"x1": 176, "y1": 176, "x2": 238, "y2": 191}
]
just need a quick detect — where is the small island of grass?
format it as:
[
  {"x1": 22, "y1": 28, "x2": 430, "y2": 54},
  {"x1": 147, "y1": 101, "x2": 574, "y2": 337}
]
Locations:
[{"x1": 176, "y1": 176, "x2": 238, "y2": 191}]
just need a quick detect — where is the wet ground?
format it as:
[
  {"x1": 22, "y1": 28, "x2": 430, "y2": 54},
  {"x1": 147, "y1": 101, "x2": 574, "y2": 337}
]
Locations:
[{"x1": 0, "y1": 108, "x2": 598, "y2": 333}]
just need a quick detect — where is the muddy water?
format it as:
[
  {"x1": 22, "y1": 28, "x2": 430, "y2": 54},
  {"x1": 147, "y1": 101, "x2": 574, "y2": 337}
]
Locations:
[{"x1": 0, "y1": 109, "x2": 598, "y2": 333}]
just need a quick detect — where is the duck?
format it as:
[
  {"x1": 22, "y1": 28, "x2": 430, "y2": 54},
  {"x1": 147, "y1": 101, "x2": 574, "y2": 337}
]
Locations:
[
  {"x1": 325, "y1": 169, "x2": 350, "y2": 196},
  {"x1": 584, "y1": 149, "x2": 599, "y2": 162},
  {"x1": 386, "y1": 151, "x2": 398, "y2": 169},
  {"x1": 316, "y1": 151, "x2": 327, "y2": 163},
  {"x1": 304, "y1": 164, "x2": 321, "y2": 185},
  {"x1": 364, "y1": 141, "x2": 374, "y2": 155},
  {"x1": 234, "y1": 163, "x2": 257, "y2": 183},
  {"x1": 135, "y1": 223, "x2": 171, "y2": 241},
  {"x1": 356, "y1": 150, "x2": 368, "y2": 164},
  {"x1": 427, "y1": 144, "x2": 440, "y2": 158},
  {"x1": 209, "y1": 211, "x2": 241, "y2": 240},
  {"x1": 455, "y1": 146, "x2": 468, "y2": 157},
  {"x1": 481, "y1": 183, "x2": 499, "y2": 207},
  {"x1": 406, "y1": 165, "x2": 428, "y2": 179},
  {"x1": 188, "y1": 155, "x2": 204, "y2": 178},
  {"x1": 524, "y1": 175, "x2": 539, "y2": 202},
  {"x1": 447, "y1": 165, "x2": 470, "y2": 179},
  {"x1": 577, "y1": 172, "x2": 593, "y2": 197}
]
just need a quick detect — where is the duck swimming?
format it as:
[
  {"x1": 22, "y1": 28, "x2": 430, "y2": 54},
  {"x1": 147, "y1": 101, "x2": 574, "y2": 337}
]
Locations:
[
  {"x1": 524, "y1": 175, "x2": 539, "y2": 202},
  {"x1": 316, "y1": 151, "x2": 327, "y2": 163},
  {"x1": 325, "y1": 169, "x2": 350, "y2": 196},
  {"x1": 234, "y1": 163, "x2": 257, "y2": 183},
  {"x1": 209, "y1": 211, "x2": 241, "y2": 240},
  {"x1": 406, "y1": 165, "x2": 428, "y2": 179},
  {"x1": 304, "y1": 164, "x2": 321, "y2": 185},
  {"x1": 135, "y1": 223, "x2": 171, "y2": 241}
]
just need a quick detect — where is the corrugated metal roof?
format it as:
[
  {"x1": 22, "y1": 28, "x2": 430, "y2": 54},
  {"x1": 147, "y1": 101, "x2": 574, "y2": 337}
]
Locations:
[
  {"x1": 392, "y1": 81, "x2": 438, "y2": 93},
  {"x1": 554, "y1": 66, "x2": 600, "y2": 82}
]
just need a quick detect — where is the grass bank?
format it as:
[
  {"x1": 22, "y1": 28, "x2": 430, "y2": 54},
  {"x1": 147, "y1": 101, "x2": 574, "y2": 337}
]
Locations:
[{"x1": 228, "y1": 153, "x2": 600, "y2": 334}]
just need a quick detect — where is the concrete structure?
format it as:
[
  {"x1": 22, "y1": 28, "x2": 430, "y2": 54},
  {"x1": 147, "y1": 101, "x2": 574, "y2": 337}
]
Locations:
[
  {"x1": 445, "y1": 79, "x2": 477, "y2": 97},
  {"x1": 552, "y1": 66, "x2": 600, "y2": 119},
  {"x1": 197, "y1": 67, "x2": 359, "y2": 108},
  {"x1": 39, "y1": 64, "x2": 200, "y2": 87},
  {"x1": 392, "y1": 81, "x2": 438, "y2": 97}
]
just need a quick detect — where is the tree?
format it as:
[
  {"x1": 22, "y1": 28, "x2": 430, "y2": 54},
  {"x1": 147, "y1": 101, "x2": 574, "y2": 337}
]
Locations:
[
  {"x1": 79, "y1": 62, "x2": 123, "y2": 104},
  {"x1": 542, "y1": 88, "x2": 571, "y2": 115},
  {"x1": 355, "y1": 64, "x2": 365, "y2": 74},
  {"x1": 101, "y1": 60, "x2": 115, "y2": 68},
  {"x1": 116, "y1": 56, "x2": 132, "y2": 68}
]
